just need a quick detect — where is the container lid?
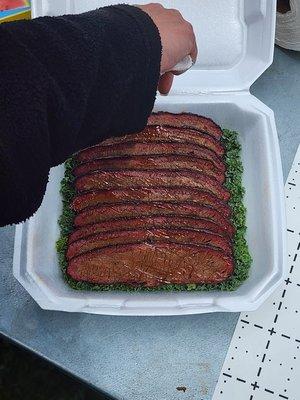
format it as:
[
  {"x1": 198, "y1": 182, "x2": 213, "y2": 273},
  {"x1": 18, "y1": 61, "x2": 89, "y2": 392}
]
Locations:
[{"x1": 32, "y1": 0, "x2": 276, "y2": 93}]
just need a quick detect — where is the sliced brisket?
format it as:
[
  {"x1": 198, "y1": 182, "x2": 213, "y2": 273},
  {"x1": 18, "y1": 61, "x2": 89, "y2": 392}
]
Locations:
[
  {"x1": 73, "y1": 202, "x2": 235, "y2": 237},
  {"x1": 67, "y1": 227, "x2": 232, "y2": 260},
  {"x1": 75, "y1": 170, "x2": 230, "y2": 201},
  {"x1": 76, "y1": 141, "x2": 225, "y2": 172},
  {"x1": 147, "y1": 112, "x2": 223, "y2": 141},
  {"x1": 73, "y1": 154, "x2": 224, "y2": 183},
  {"x1": 67, "y1": 242, "x2": 234, "y2": 286},
  {"x1": 68, "y1": 215, "x2": 231, "y2": 244},
  {"x1": 66, "y1": 112, "x2": 236, "y2": 287},
  {"x1": 101, "y1": 125, "x2": 224, "y2": 157},
  {"x1": 71, "y1": 187, "x2": 231, "y2": 216}
]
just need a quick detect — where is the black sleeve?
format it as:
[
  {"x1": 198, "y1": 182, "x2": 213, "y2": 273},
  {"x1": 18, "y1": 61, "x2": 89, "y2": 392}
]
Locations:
[{"x1": 0, "y1": 5, "x2": 161, "y2": 226}]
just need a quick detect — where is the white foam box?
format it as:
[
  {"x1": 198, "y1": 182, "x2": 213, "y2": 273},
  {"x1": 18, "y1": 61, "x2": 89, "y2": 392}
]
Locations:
[{"x1": 13, "y1": 0, "x2": 286, "y2": 315}]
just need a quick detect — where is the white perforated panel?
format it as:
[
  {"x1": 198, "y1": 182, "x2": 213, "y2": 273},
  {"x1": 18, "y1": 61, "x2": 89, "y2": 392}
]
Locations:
[{"x1": 213, "y1": 145, "x2": 300, "y2": 400}]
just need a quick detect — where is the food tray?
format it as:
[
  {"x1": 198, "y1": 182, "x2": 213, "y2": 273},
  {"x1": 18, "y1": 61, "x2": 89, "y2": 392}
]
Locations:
[{"x1": 13, "y1": 0, "x2": 286, "y2": 315}]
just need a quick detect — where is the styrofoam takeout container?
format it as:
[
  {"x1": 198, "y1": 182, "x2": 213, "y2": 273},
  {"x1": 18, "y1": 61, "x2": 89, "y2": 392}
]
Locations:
[{"x1": 13, "y1": 0, "x2": 286, "y2": 315}]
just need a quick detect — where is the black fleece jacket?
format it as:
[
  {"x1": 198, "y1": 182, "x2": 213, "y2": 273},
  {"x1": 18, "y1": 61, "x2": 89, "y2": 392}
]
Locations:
[{"x1": 0, "y1": 5, "x2": 161, "y2": 227}]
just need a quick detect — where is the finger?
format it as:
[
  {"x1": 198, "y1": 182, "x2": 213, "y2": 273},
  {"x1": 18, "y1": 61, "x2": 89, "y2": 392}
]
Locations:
[
  {"x1": 189, "y1": 24, "x2": 198, "y2": 64},
  {"x1": 190, "y1": 38, "x2": 198, "y2": 65},
  {"x1": 184, "y1": 21, "x2": 198, "y2": 65},
  {"x1": 158, "y1": 72, "x2": 174, "y2": 95}
]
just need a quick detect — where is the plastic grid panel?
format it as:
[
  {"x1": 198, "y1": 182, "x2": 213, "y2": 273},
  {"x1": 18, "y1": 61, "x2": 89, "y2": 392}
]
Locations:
[{"x1": 213, "y1": 145, "x2": 300, "y2": 400}]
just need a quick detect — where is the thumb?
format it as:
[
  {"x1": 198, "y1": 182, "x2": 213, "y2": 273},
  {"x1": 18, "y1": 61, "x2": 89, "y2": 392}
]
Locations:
[{"x1": 158, "y1": 72, "x2": 174, "y2": 95}]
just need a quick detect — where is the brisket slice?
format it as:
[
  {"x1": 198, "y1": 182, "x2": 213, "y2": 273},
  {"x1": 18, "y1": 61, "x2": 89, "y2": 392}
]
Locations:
[
  {"x1": 67, "y1": 242, "x2": 234, "y2": 286},
  {"x1": 75, "y1": 170, "x2": 230, "y2": 201},
  {"x1": 73, "y1": 154, "x2": 224, "y2": 183},
  {"x1": 73, "y1": 202, "x2": 235, "y2": 237},
  {"x1": 76, "y1": 141, "x2": 225, "y2": 172},
  {"x1": 67, "y1": 227, "x2": 232, "y2": 260},
  {"x1": 101, "y1": 125, "x2": 224, "y2": 157},
  {"x1": 71, "y1": 187, "x2": 231, "y2": 217},
  {"x1": 68, "y1": 215, "x2": 231, "y2": 244},
  {"x1": 147, "y1": 112, "x2": 223, "y2": 141}
]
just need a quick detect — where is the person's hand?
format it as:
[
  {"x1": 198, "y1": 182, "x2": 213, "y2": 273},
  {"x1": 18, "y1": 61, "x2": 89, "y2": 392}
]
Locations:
[{"x1": 138, "y1": 3, "x2": 197, "y2": 94}]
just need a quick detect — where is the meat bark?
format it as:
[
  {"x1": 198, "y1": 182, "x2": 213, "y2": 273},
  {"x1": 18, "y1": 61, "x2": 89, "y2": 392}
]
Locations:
[
  {"x1": 147, "y1": 112, "x2": 223, "y2": 141},
  {"x1": 68, "y1": 215, "x2": 232, "y2": 244},
  {"x1": 71, "y1": 187, "x2": 231, "y2": 216},
  {"x1": 75, "y1": 169, "x2": 230, "y2": 201},
  {"x1": 67, "y1": 227, "x2": 232, "y2": 259},
  {"x1": 73, "y1": 201, "x2": 235, "y2": 237},
  {"x1": 76, "y1": 141, "x2": 225, "y2": 172},
  {"x1": 101, "y1": 125, "x2": 224, "y2": 156},
  {"x1": 73, "y1": 154, "x2": 224, "y2": 183}
]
